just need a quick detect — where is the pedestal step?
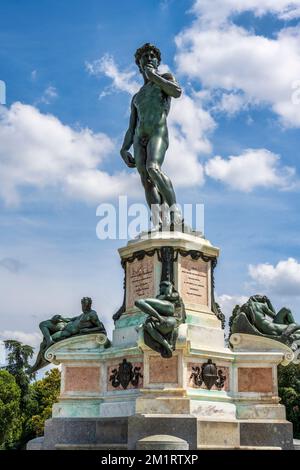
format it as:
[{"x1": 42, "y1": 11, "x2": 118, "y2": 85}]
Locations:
[
  {"x1": 28, "y1": 416, "x2": 294, "y2": 450},
  {"x1": 55, "y1": 444, "x2": 128, "y2": 450},
  {"x1": 197, "y1": 445, "x2": 281, "y2": 450}
]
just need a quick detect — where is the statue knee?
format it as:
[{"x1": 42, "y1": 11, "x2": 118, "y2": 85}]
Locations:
[
  {"x1": 140, "y1": 171, "x2": 151, "y2": 187},
  {"x1": 147, "y1": 166, "x2": 160, "y2": 183},
  {"x1": 135, "y1": 299, "x2": 144, "y2": 309}
]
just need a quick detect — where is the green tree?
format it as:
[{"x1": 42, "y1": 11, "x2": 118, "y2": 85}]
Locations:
[
  {"x1": 278, "y1": 363, "x2": 300, "y2": 438},
  {"x1": 0, "y1": 370, "x2": 21, "y2": 449},
  {"x1": 4, "y1": 340, "x2": 35, "y2": 407},
  {"x1": 27, "y1": 368, "x2": 61, "y2": 437},
  {"x1": 3, "y1": 340, "x2": 36, "y2": 448}
]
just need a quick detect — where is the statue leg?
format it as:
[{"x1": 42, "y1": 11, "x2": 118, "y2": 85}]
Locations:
[
  {"x1": 134, "y1": 140, "x2": 161, "y2": 208},
  {"x1": 146, "y1": 136, "x2": 182, "y2": 226},
  {"x1": 145, "y1": 298, "x2": 175, "y2": 316},
  {"x1": 146, "y1": 136, "x2": 176, "y2": 208},
  {"x1": 135, "y1": 299, "x2": 164, "y2": 322},
  {"x1": 39, "y1": 322, "x2": 55, "y2": 347},
  {"x1": 144, "y1": 323, "x2": 173, "y2": 356},
  {"x1": 274, "y1": 307, "x2": 295, "y2": 325}
]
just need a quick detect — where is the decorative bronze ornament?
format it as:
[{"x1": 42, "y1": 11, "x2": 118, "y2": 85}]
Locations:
[
  {"x1": 190, "y1": 359, "x2": 226, "y2": 391},
  {"x1": 158, "y1": 246, "x2": 176, "y2": 284},
  {"x1": 109, "y1": 358, "x2": 143, "y2": 389},
  {"x1": 202, "y1": 359, "x2": 218, "y2": 390}
]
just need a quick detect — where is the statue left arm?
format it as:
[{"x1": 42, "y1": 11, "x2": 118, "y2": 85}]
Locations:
[
  {"x1": 145, "y1": 68, "x2": 182, "y2": 98},
  {"x1": 80, "y1": 311, "x2": 106, "y2": 334}
]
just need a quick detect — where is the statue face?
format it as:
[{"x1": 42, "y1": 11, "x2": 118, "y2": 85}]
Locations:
[
  {"x1": 160, "y1": 282, "x2": 172, "y2": 297},
  {"x1": 52, "y1": 315, "x2": 62, "y2": 323},
  {"x1": 139, "y1": 49, "x2": 159, "y2": 72},
  {"x1": 81, "y1": 298, "x2": 91, "y2": 311}
]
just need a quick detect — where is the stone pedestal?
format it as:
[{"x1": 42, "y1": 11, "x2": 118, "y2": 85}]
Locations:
[{"x1": 29, "y1": 232, "x2": 295, "y2": 450}]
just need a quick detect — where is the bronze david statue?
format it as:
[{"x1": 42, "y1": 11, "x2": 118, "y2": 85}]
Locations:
[{"x1": 120, "y1": 43, "x2": 183, "y2": 230}]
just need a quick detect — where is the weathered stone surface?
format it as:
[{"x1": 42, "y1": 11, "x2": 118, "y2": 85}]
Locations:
[
  {"x1": 95, "y1": 417, "x2": 128, "y2": 444},
  {"x1": 29, "y1": 415, "x2": 294, "y2": 450},
  {"x1": 127, "y1": 414, "x2": 198, "y2": 450},
  {"x1": 41, "y1": 417, "x2": 128, "y2": 450},
  {"x1": 197, "y1": 420, "x2": 239, "y2": 447},
  {"x1": 137, "y1": 434, "x2": 189, "y2": 450},
  {"x1": 149, "y1": 355, "x2": 178, "y2": 383},
  {"x1": 240, "y1": 421, "x2": 294, "y2": 450},
  {"x1": 238, "y1": 367, "x2": 273, "y2": 393},
  {"x1": 26, "y1": 436, "x2": 44, "y2": 450},
  {"x1": 65, "y1": 366, "x2": 100, "y2": 392}
]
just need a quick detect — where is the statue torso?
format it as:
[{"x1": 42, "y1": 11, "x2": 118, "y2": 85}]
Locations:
[{"x1": 133, "y1": 80, "x2": 170, "y2": 138}]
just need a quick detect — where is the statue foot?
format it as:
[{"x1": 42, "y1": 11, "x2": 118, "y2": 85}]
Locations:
[
  {"x1": 150, "y1": 222, "x2": 162, "y2": 232},
  {"x1": 46, "y1": 339, "x2": 55, "y2": 348}
]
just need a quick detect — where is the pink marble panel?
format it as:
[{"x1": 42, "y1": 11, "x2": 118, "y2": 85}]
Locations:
[
  {"x1": 238, "y1": 368, "x2": 273, "y2": 393},
  {"x1": 149, "y1": 355, "x2": 178, "y2": 384},
  {"x1": 64, "y1": 366, "x2": 100, "y2": 392}
]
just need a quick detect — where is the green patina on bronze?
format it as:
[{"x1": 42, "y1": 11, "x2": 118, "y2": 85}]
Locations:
[
  {"x1": 135, "y1": 281, "x2": 186, "y2": 358},
  {"x1": 230, "y1": 294, "x2": 300, "y2": 351},
  {"x1": 120, "y1": 43, "x2": 182, "y2": 228},
  {"x1": 29, "y1": 297, "x2": 109, "y2": 374}
]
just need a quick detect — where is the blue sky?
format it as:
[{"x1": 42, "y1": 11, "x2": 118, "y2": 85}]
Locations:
[{"x1": 1, "y1": 0, "x2": 300, "y2": 362}]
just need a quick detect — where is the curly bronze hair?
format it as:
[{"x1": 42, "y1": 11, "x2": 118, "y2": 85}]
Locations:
[
  {"x1": 134, "y1": 43, "x2": 161, "y2": 72},
  {"x1": 81, "y1": 297, "x2": 92, "y2": 305}
]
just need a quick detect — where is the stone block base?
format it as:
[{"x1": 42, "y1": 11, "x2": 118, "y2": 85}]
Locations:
[{"x1": 28, "y1": 415, "x2": 294, "y2": 450}]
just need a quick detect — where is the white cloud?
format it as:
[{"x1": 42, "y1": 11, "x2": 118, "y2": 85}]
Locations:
[
  {"x1": 0, "y1": 102, "x2": 138, "y2": 206},
  {"x1": 212, "y1": 92, "x2": 250, "y2": 116},
  {"x1": 165, "y1": 94, "x2": 215, "y2": 187},
  {"x1": 31, "y1": 70, "x2": 37, "y2": 81},
  {"x1": 175, "y1": 1, "x2": 300, "y2": 127},
  {"x1": 249, "y1": 258, "x2": 300, "y2": 296},
  {"x1": 205, "y1": 148, "x2": 296, "y2": 191},
  {"x1": 40, "y1": 85, "x2": 58, "y2": 104},
  {"x1": 216, "y1": 293, "x2": 248, "y2": 319},
  {"x1": 86, "y1": 54, "x2": 140, "y2": 96},
  {"x1": 191, "y1": 0, "x2": 300, "y2": 25},
  {"x1": 0, "y1": 330, "x2": 42, "y2": 349}
]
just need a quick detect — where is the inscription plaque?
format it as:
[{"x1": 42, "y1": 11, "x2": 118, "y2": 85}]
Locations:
[
  {"x1": 180, "y1": 256, "x2": 208, "y2": 306},
  {"x1": 126, "y1": 257, "x2": 155, "y2": 309}
]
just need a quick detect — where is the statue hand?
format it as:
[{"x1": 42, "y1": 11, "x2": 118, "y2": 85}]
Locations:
[
  {"x1": 144, "y1": 65, "x2": 156, "y2": 81},
  {"x1": 120, "y1": 149, "x2": 136, "y2": 168}
]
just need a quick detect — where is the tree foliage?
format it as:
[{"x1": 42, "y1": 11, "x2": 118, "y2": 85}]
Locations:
[
  {"x1": 0, "y1": 370, "x2": 21, "y2": 449},
  {"x1": 0, "y1": 340, "x2": 61, "y2": 449},
  {"x1": 278, "y1": 363, "x2": 300, "y2": 438},
  {"x1": 4, "y1": 340, "x2": 35, "y2": 407},
  {"x1": 27, "y1": 368, "x2": 61, "y2": 436}
]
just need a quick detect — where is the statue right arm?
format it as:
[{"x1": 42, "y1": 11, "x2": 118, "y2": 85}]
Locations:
[
  {"x1": 120, "y1": 97, "x2": 137, "y2": 168},
  {"x1": 121, "y1": 96, "x2": 137, "y2": 151}
]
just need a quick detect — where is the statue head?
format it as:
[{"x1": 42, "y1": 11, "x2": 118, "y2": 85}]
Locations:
[
  {"x1": 249, "y1": 294, "x2": 268, "y2": 304},
  {"x1": 51, "y1": 314, "x2": 63, "y2": 323},
  {"x1": 135, "y1": 43, "x2": 161, "y2": 74},
  {"x1": 159, "y1": 280, "x2": 173, "y2": 297},
  {"x1": 81, "y1": 297, "x2": 92, "y2": 312}
]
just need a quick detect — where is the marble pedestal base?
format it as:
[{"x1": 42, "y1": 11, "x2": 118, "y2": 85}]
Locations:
[
  {"x1": 27, "y1": 330, "x2": 295, "y2": 450},
  {"x1": 27, "y1": 232, "x2": 296, "y2": 450}
]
